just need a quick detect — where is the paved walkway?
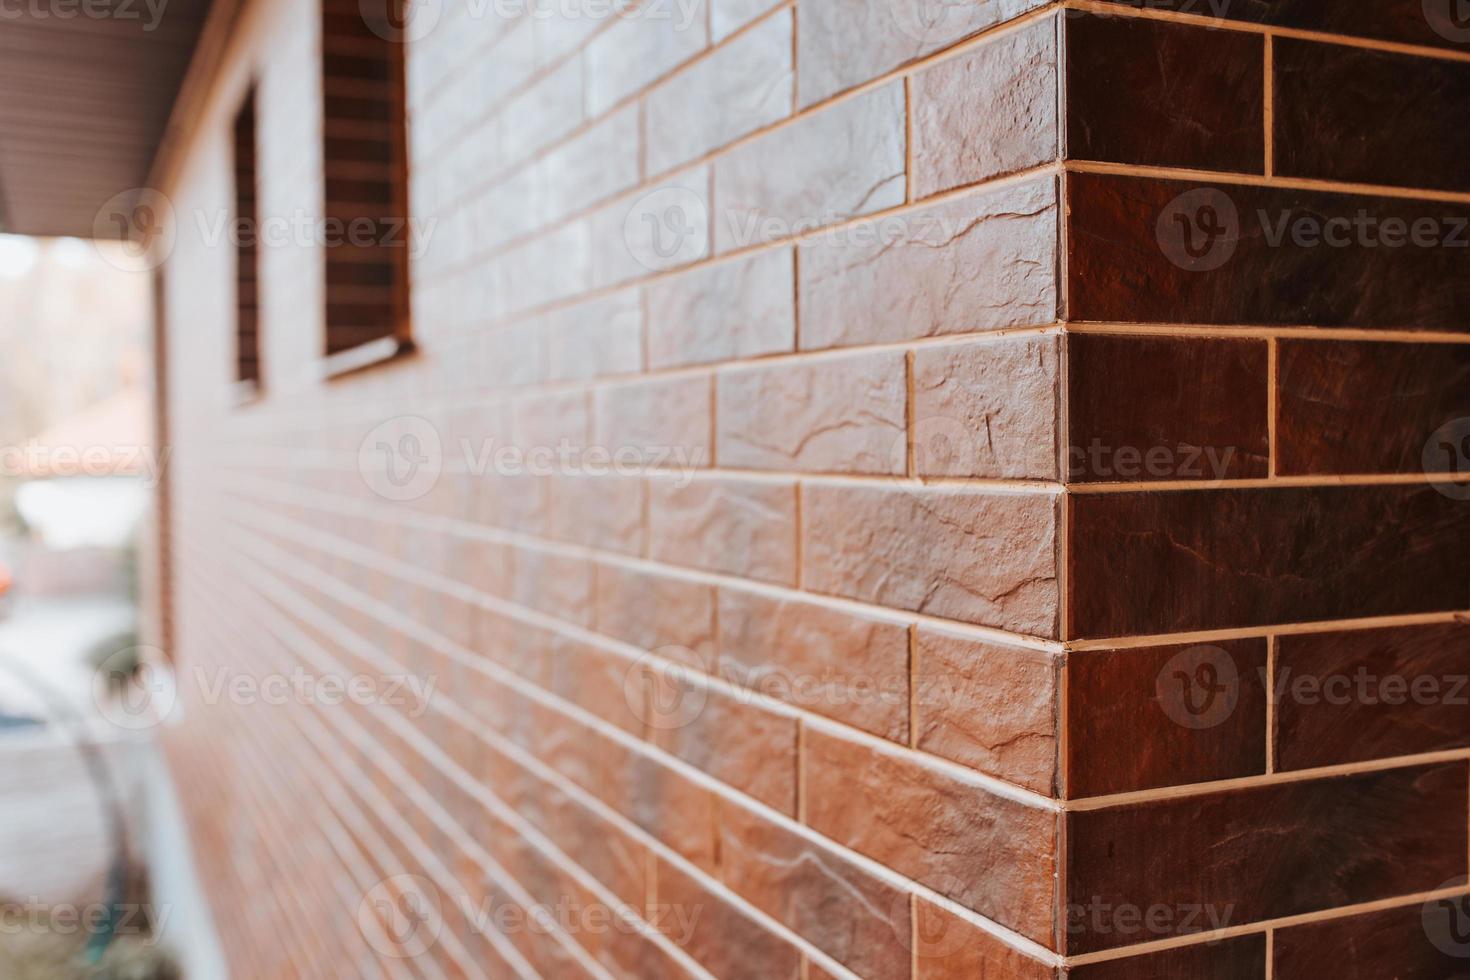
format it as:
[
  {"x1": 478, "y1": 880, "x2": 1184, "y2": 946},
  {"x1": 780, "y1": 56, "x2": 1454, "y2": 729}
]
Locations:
[{"x1": 0, "y1": 595, "x2": 138, "y2": 905}]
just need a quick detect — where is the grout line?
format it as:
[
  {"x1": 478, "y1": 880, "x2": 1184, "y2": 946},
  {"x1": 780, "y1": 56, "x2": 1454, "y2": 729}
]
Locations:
[
  {"x1": 792, "y1": 481, "x2": 804, "y2": 589},
  {"x1": 210, "y1": 469, "x2": 1068, "y2": 654},
  {"x1": 424, "y1": 0, "x2": 1047, "y2": 269},
  {"x1": 1066, "y1": 472, "x2": 1470, "y2": 493},
  {"x1": 1061, "y1": 322, "x2": 1470, "y2": 343},
  {"x1": 191, "y1": 534, "x2": 1048, "y2": 972},
  {"x1": 200, "y1": 321, "x2": 1075, "y2": 416},
  {"x1": 212, "y1": 468, "x2": 1470, "y2": 657},
  {"x1": 790, "y1": 247, "x2": 801, "y2": 350},
  {"x1": 212, "y1": 499, "x2": 1065, "y2": 811},
  {"x1": 1065, "y1": 610, "x2": 1470, "y2": 650},
  {"x1": 1263, "y1": 33, "x2": 1274, "y2": 177},
  {"x1": 1060, "y1": 882, "x2": 1470, "y2": 968},
  {"x1": 789, "y1": 0, "x2": 799, "y2": 113},
  {"x1": 190, "y1": 573, "x2": 695, "y2": 980},
  {"x1": 1265, "y1": 634, "x2": 1277, "y2": 775},
  {"x1": 907, "y1": 624, "x2": 919, "y2": 749},
  {"x1": 185, "y1": 585, "x2": 556, "y2": 979},
  {"x1": 210, "y1": 440, "x2": 1470, "y2": 494},
  {"x1": 904, "y1": 74, "x2": 915, "y2": 205},
  {"x1": 1265, "y1": 927, "x2": 1275, "y2": 979},
  {"x1": 1065, "y1": 748, "x2": 1470, "y2": 812},
  {"x1": 796, "y1": 718, "x2": 807, "y2": 824},
  {"x1": 1267, "y1": 336, "x2": 1279, "y2": 477},
  {"x1": 199, "y1": 494, "x2": 1470, "y2": 815},
  {"x1": 905, "y1": 349, "x2": 916, "y2": 477},
  {"x1": 423, "y1": 156, "x2": 1065, "y2": 310},
  {"x1": 910, "y1": 893, "x2": 920, "y2": 978},
  {"x1": 1064, "y1": 158, "x2": 1470, "y2": 205}
]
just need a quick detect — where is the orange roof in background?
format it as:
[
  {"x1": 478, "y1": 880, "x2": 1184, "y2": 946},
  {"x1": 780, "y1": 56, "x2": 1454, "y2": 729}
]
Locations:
[{"x1": 13, "y1": 387, "x2": 151, "y2": 479}]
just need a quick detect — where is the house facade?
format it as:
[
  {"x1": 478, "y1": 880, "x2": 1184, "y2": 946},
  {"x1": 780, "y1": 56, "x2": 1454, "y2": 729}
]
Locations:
[{"x1": 21, "y1": 0, "x2": 1467, "y2": 975}]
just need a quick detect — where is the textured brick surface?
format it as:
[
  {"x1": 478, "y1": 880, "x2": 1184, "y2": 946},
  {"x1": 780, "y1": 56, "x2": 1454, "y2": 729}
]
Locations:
[
  {"x1": 1066, "y1": 13, "x2": 1264, "y2": 172},
  {"x1": 912, "y1": 629, "x2": 1060, "y2": 794},
  {"x1": 1065, "y1": 640, "x2": 1269, "y2": 797},
  {"x1": 716, "y1": 349, "x2": 907, "y2": 474},
  {"x1": 1274, "y1": 39, "x2": 1470, "y2": 192},
  {"x1": 154, "y1": 1, "x2": 1470, "y2": 976},
  {"x1": 1065, "y1": 763, "x2": 1470, "y2": 954},
  {"x1": 1067, "y1": 334, "x2": 1270, "y2": 483},
  {"x1": 804, "y1": 727, "x2": 1058, "y2": 944},
  {"x1": 911, "y1": 335, "x2": 1060, "y2": 479},
  {"x1": 713, "y1": 82, "x2": 906, "y2": 252},
  {"x1": 802, "y1": 484, "x2": 1060, "y2": 635},
  {"x1": 798, "y1": 176, "x2": 1059, "y2": 349},
  {"x1": 911, "y1": 15, "x2": 1059, "y2": 197}
]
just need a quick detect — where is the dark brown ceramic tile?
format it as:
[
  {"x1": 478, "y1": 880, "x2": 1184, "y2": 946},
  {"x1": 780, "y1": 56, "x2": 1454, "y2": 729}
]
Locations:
[
  {"x1": 1066, "y1": 639, "x2": 1268, "y2": 798},
  {"x1": 1275, "y1": 901, "x2": 1470, "y2": 980},
  {"x1": 1277, "y1": 340, "x2": 1470, "y2": 475},
  {"x1": 1275, "y1": 621, "x2": 1470, "y2": 771},
  {"x1": 1274, "y1": 40, "x2": 1470, "y2": 192},
  {"x1": 1064, "y1": 762, "x2": 1470, "y2": 954},
  {"x1": 1067, "y1": 486, "x2": 1470, "y2": 638},
  {"x1": 803, "y1": 726, "x2": 1058, "y2": 947},
  {"x1": 1067, "y1": 172, "x2": 1470, "y2": 329},
  {"x1": 1066, "y1": 934, "x2": 1267, "y2": 979},
  {"x1": 1067, "y1": 334, "x2": 1269, "y2": 483},
  {"x1": 1065, "y1": 13, "x2": 1264, "y2": 172},
  {"x1": 1089, "y1": 0, "x2": 1470, "y2": 50}
]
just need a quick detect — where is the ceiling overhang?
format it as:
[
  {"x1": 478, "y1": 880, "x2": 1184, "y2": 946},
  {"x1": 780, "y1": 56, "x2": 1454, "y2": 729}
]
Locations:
[{"x1": 0, "y1": 0, "x2": 213, "y2": 239}]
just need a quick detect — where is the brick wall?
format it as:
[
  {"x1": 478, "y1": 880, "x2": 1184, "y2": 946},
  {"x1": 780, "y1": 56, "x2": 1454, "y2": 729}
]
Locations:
[{"x1": 154, "y1": 0, "x2": 1470, "y2": 976}]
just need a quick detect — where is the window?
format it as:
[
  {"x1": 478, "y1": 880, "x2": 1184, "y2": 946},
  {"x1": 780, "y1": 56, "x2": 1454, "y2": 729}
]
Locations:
[
  {"x1": 319, "y1": 0, "x2": 412, "y2": 376},
  {"x1": 232, "y1": 86, "x2": 261, "y2": 392}
]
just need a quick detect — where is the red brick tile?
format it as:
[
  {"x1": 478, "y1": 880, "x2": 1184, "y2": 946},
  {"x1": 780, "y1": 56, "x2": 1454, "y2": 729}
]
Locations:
[
  {"x1": 804, "y1": 726, "x2": 1058, "y2": 946},
  {"x1": 911, "y1": 336, "x2": 1060, "y2": 480},
  {"x1": 913, "y1": 629, "x2": 1060, "y2": 795},
  {"x1": 716, "y1": 349, "x2": 907, "y2": 474},
  {"x1": 803, "y1": 483, "x2": 1059, "y2": 636}
]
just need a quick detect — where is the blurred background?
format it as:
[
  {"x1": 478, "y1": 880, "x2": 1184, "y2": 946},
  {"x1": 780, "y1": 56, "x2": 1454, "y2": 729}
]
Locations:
[{"x1": 0, "y1": 234, "x2": 201, "y2": 979}]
